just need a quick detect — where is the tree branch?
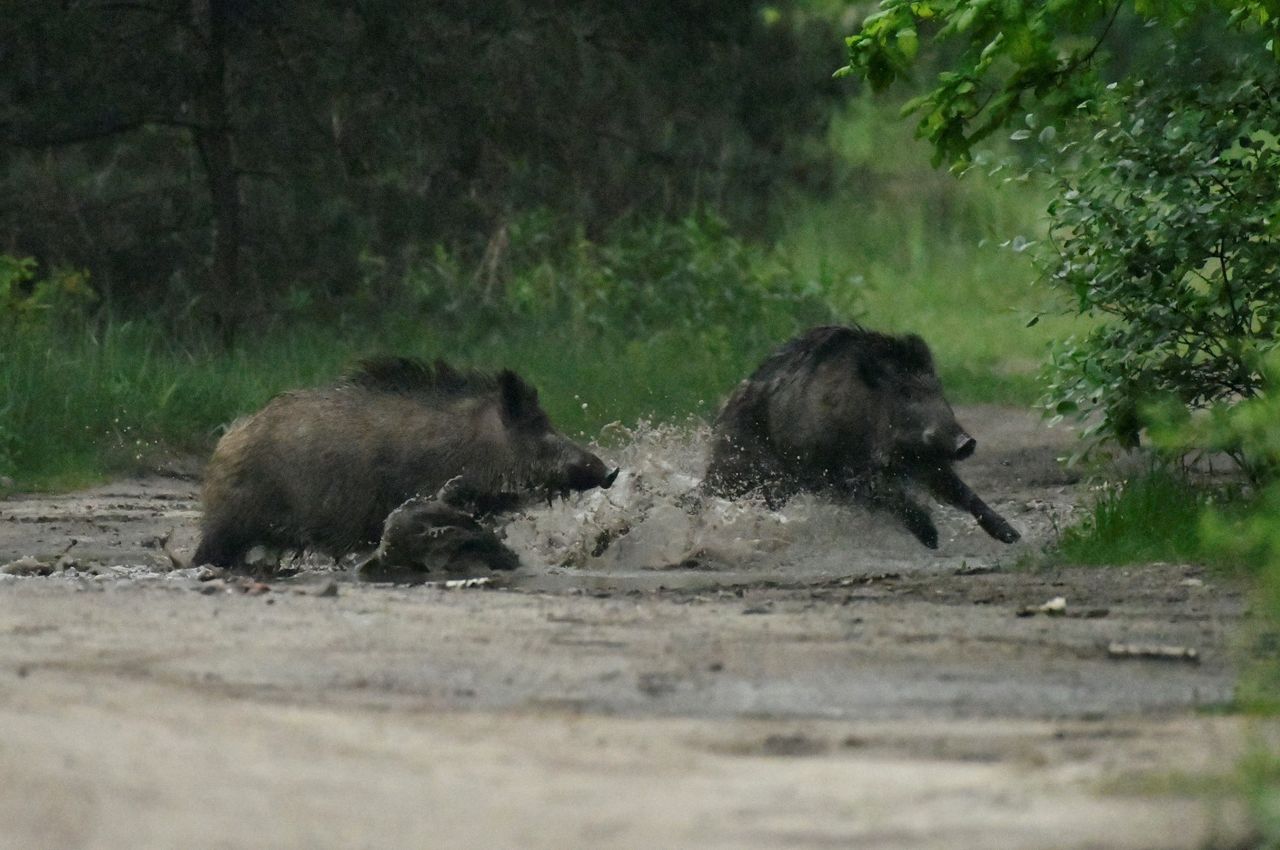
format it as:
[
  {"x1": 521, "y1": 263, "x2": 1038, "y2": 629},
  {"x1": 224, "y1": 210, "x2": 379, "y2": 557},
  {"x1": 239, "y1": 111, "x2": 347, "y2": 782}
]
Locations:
[{"x1": 1, "y1": 115, "x2": 208, "y2": 149}]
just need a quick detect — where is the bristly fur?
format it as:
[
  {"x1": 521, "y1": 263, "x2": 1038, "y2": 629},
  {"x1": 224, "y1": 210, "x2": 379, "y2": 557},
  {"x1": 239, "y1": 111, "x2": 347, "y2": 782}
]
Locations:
[
  {"x1": 704, "y1": 323, "x2": 1020, "y2": 549},
  {"x1": 343, "y1": 357, "x2": 508, "y2": 398},
  {"x1": 194, "y1": 356, "x2": 610, "y2": 566},
  {"x1": 750, "y1": 325, "x2": 934, "y2": 385}
]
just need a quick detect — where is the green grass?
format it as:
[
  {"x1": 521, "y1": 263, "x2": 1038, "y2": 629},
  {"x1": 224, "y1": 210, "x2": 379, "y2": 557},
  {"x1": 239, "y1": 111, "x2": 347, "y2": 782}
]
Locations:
[
  {"x1": 1054, "y1": 469, "x2": 1219, "y2": 566},
  {"x1": 1242, "y1": 748, "x2": 1280, "y2": 847},
  {"x1": 0, "y1": 321, "x2": 784, "y2": 489}
]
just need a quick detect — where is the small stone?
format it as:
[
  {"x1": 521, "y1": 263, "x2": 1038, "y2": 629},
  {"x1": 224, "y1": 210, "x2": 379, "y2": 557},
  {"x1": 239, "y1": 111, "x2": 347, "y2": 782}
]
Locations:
[
  {"x1": 1107, "y1": 642, "x2": 1199, "y2": 663},
  {"x1": 1017, "y1": 596, "x2": 1067, "y2": 617},
  {"x1": 441, "y1": 576, "x2": 494, "y2": 590},
  {"x1": 316, "y1": 581, "x2": 340, "y2": 598}
]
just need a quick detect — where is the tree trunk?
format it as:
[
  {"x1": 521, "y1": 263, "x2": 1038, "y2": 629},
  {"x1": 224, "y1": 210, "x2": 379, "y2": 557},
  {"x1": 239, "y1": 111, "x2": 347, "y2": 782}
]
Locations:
[{"x1": 192, "y1": 0, "x2": 243, "y2": 342}]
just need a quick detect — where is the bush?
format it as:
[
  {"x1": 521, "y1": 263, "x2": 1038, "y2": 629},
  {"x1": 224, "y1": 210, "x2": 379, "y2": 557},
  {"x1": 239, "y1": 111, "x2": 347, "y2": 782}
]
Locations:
[
  {"x1": 363, "y1": 212, "x2": 841, "y2": 346},
  {"x1": 1038, "y1": 59, "x2": 1280, "y2": 458},
  {"x1": 507, "y1": 213, "x2": 835, "y2": 339},
  {"x1": 0, "y1": 254, "x2": 96, "y2": 335}
]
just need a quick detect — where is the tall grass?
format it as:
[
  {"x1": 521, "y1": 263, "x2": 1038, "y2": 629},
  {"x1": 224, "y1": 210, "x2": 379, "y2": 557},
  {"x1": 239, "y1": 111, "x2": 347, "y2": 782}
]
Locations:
[
  {"x1": 1053, "y1": 469, "x2": 1230, "y2": 566},
  {"x1": 0, "y1": 320, "x2": 795, "y2": 489}
]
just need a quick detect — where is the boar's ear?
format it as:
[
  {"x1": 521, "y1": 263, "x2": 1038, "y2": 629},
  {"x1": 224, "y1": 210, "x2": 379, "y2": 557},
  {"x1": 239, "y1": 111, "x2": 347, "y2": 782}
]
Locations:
[
  {"x1": 854, "y1": 353, "x2": 887, "y2": 389},
  {"x1": 899, "y1": 334, "x2": 935, "y2": 372},
  {"x1": 498, "y1": 370, "x2": 541, "y2": 425}
]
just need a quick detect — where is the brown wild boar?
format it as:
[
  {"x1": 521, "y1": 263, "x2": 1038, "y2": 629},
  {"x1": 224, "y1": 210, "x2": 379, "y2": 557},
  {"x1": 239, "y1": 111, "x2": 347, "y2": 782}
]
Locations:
[
  {"x1": 704, "y1": 325, "x2": 1020, "y2": 549},
  {"x1": 193, "y1": 358, "x2": 618, "y2": 567}
]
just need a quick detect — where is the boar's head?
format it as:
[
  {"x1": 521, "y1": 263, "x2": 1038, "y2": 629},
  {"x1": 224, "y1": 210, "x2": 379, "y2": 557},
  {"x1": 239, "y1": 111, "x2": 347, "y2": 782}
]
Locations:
[
  {"x1": 858, "y1": 333, "x2": 975, "y2": 463},
  {"x1": 497, "y1": 370, "x2": 619, "y2": 497}
]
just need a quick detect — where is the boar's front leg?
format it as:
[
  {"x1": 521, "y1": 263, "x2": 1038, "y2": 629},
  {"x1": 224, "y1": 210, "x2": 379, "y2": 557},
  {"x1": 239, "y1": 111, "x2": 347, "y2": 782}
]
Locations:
[
  {"x1": 920, "y1": 466, "x2": 1020, "y2": 544},
  {"x1": 842, "y1": 475, "x2": 939, "y2": 549}
]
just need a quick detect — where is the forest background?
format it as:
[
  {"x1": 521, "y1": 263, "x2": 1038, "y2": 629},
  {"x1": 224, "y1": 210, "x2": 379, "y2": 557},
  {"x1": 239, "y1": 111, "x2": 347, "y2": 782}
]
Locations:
[{"x1": 0, "y1": 0, "x2": 1075, "y2": 487}]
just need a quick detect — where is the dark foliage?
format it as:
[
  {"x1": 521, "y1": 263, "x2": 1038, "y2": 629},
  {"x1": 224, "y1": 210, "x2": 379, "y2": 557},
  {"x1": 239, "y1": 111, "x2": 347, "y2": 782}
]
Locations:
[
  {"x1": 0, "y1": 1, "x2": 843, "y2": 332},
  {"x1": 1039, "y1": 57, "x2": 1280, "y2": 456}
]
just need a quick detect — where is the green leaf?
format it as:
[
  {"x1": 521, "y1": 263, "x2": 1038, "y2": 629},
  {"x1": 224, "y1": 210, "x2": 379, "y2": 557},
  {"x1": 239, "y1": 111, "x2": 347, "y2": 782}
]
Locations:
[
  {"x1": 979, "y1": 31, "x2": 1006, "y2": 62},
  {"x1": 896, "y1": 27, "x2": 919, "y2": 61}
]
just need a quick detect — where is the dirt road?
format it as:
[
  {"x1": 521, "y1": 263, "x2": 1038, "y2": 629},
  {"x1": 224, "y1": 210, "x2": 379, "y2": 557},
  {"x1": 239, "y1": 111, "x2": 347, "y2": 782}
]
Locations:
[{"x1": 0, "y1": 407, "x2": 1268, "y2": 849}]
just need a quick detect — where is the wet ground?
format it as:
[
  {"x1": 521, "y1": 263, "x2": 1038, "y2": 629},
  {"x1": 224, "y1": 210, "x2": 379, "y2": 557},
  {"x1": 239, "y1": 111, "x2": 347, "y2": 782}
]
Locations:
[{"x1": 0, "y1": 406, "x2": 1270, "y2": 849}]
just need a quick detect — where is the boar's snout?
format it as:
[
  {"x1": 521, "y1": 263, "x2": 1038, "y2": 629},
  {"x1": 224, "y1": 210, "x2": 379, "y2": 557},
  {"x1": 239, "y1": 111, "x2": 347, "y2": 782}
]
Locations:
[
  {"x1": 565, "y1": 451, "x2": 617, "y2": 492},
  {"x1": 920, "y1": 424, "x2": 976, "y2": 461}
]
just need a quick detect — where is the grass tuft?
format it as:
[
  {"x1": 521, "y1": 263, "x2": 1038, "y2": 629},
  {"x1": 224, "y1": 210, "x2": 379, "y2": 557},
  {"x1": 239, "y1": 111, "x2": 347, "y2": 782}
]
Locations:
[{"x1": 1054, "y1": 469, "x2": 1240, "y2": 567}]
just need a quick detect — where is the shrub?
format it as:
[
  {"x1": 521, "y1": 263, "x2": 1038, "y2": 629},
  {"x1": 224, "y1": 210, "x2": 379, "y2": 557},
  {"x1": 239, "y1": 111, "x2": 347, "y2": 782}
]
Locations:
[
  {"x1": 1038, "y1": 60, "x2": 1280, "y2": 459},
  {"x1": 0, "y1": 254, "x2": 96, "y2": 335},
  {"x1": 366, "y1": 212, "x2": 842, "y2": 346}
]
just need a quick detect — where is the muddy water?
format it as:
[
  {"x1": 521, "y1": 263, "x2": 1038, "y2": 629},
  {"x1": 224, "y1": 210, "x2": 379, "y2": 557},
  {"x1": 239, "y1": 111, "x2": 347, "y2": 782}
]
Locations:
[
  {"x1": 1, "y1": 407, "x2": 1073, "y2": 590},
  {"x1": 507, "y1": 416, "x2": 1074, "y2": 592}
]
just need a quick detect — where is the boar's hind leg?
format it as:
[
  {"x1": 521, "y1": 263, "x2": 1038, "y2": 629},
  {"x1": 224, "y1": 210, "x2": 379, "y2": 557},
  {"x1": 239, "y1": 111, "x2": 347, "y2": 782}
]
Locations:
[
  {"x1": 846, "y1": 478, "x2": 939, "y2": 549},
  {"x1": 922, "y1": 467, "x2": 1020, "y2": 544}
]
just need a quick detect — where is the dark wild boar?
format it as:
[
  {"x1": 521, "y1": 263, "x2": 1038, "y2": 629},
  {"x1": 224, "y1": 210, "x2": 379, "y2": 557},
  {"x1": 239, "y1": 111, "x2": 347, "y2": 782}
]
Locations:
[
  {"x1": 193, "y1": 358, "x2": 618, "y2": 567},
  {"x1": 704, "y1": 325, "x2": 1020, "y2": 549},
  {"x1": 356, "y1": 495, "x2": 520, "y2": 580}
]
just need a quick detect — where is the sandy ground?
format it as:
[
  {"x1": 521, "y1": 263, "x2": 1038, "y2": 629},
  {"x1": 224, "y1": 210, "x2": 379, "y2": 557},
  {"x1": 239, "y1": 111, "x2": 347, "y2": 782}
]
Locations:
[{"x1": 0, "y1": 406, "x2": 1272, "y2": 849}]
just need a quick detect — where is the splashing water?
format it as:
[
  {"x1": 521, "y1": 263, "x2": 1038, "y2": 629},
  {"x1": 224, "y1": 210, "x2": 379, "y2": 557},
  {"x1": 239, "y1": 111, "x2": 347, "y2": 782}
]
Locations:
[
  {"x1": 500, "y1": 420, "x2": 1004, "y2": 579},
  {"x1": 0, "y1": 419, "x2": 1043, "y2": 586}
]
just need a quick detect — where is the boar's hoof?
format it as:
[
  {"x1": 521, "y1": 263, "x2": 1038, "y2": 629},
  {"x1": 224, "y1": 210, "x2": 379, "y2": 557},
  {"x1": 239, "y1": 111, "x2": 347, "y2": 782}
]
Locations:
[
  {"x1": 953, "y1": 435, "x2": 977, "y2": 461},
  {"x1": 603, "y1": 467, "x2": 620, "y2": 488},
  {"x1": 903, "y1": 516, "x2": 938, "y2": 549},
  {"x1": 981, "y1": 514, "x2": 1021, "y2": 544}
]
